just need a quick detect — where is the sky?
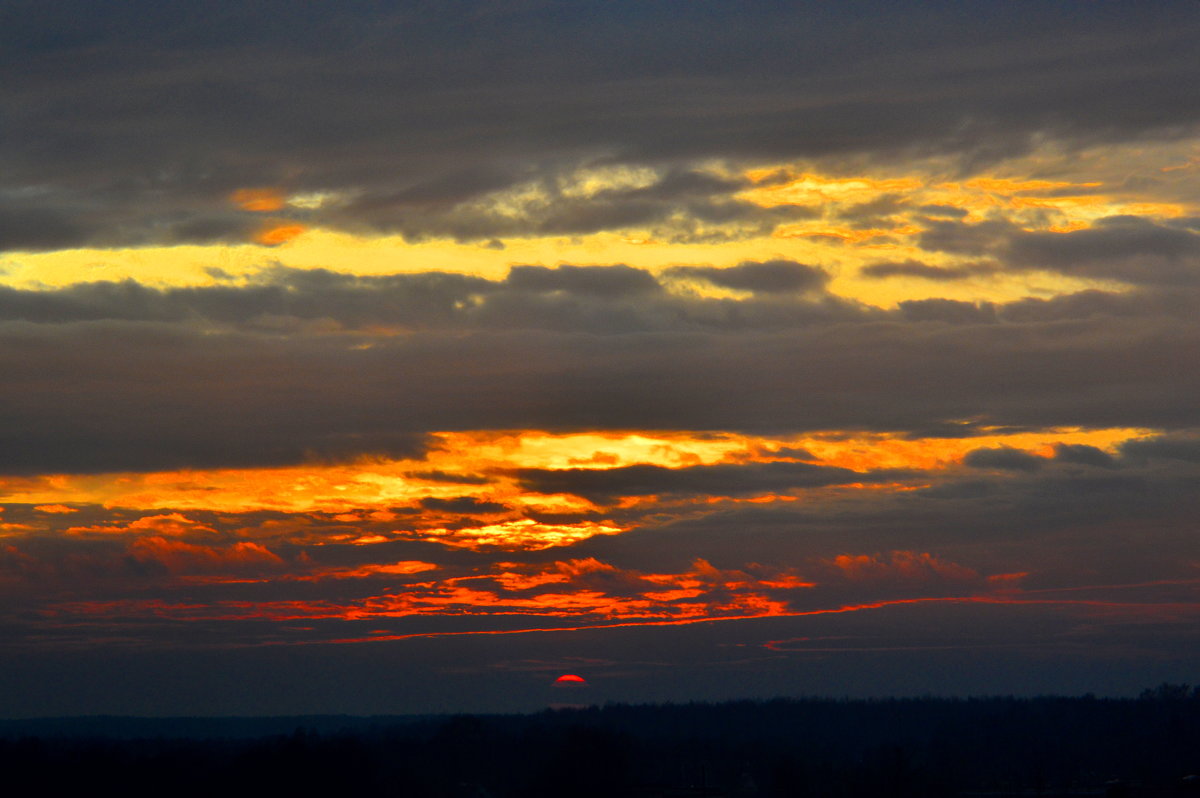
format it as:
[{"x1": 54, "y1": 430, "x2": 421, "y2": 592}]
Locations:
[{"x1": 1, "y1": 0, "x2": 1199, "y2": 717}]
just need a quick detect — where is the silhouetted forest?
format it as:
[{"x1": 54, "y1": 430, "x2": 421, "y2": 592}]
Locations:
[{"x1": 1, "y1": 686, "x2": 1198, "y2": 797}]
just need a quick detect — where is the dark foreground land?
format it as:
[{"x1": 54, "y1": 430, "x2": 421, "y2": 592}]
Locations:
[{"x1": 1, "y1": 686, "x2": 1198, "y2": 797}]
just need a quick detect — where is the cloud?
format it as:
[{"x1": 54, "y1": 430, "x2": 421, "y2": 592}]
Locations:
[
  {"x1": 1119, "y1": 433, "x2": 1200, "y2": 464},
  {"x1": 862, "y1": 259, "x2": 997, "y2": 282},
  {"x1": 0, "y1": 206, "x2": 91, "y2": 252},
  {"x1": 4, "y1": 3, "x2": 1200, "y2": 250},
  {"x1": 1006, "y1": 216, "x2": 1200, "y2": 284},
  {"x1": 818, "y1": 551, "x2": 982, "y2": 594},
  {"x1": 917, "y1": 218, "x2": 1020, "y2": 256},
  {"x1": 0, "y1": 264, "x2": 861, "y2": 333},
  {"x1": 505, "y1": 264, "x2": 662, "y2": 297},
  {"x1": 665, "y1": 260, "x2": 829, "y2": 294},
  {"x1": 963, "y1": 447, "x2": 1045, "y2": 472},
  {"x1": 514, "y1": 461, "x2": 893, "y2": 504},
  {"x1": 33, "y1": 504, "x2": 78, "y2": 514},
  {"x1": 66, "y1": 513, "x2": 218, "y2": 538},
  {"x1": 419, "y1": 497, "x2": 511, "y2": 515},
  {"x1": 397, "y1": 519, "x2": 625, "y2": 552},
  {"x1": 1, "y1": 279, "x2": 1199, "y2": 473},
  {"x1": 128, "y1": 537, "x2": 283, "y2": 575},
  {"x1": 1053, "y1": 443, "x2": 1116, "y2": 469},
  {"x1": 908, "y1": 215, "x2": 1200, "y2": 288},
  {"x1": 1, "y1": 1, "x2": 1199, "y2": 713},
  {"x1": 898, "y1": 298, "x2": 998, "y2": 323}
]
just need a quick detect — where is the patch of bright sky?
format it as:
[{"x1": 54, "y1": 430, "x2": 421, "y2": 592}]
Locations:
[
  {"x1": 2, "y1": 139, "x2": 1195, "y2": 308},
  {"x1": 0, "y1": 228, "x2": 1116, "y2": 309}
]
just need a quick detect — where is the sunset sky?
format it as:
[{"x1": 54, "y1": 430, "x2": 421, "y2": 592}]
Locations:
[{"x1": 2, "y1": 1, "x2": 1199, "y2": 716}]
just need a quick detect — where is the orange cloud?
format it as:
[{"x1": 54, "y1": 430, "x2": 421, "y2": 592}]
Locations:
[
  {"x1": 401, "y1": 518, "x2": 625, "y2": 551},
  {"x1": 128, "y1": 536, "x2": 283, "y2": 574},
  {"x1": 826, "y1": 551, "x2": 979, "y2": 583},
  {"x1": 741, "y1": 172, "x2": 921, "y2": 207},
  {"x1": 295, "y1": 560, "x2": 439, "y2": 581},
  {"x1": 774, "y1": 224, "x2": 920, "y2": 243},
  {"x1": 35, "y1": 541, "x2": 1193, "y2": 647},
  {"x1": 66, "y1": 513, "x2": 216, "y2": 537},
  {"x1": 254, "y1": 223, "x2": 307, "y2": 245},
  {"x1": 34, "y1": 504, "x2": 78, "y2": 514},
  {"x1": 230, "y1": 187, "x2": 286, "y2": 212},
  {"x1": 962, "y1": 177, "x2": 1099, "y2": 194},
  {"x1": 0, "y1": 428, "x2": 1145, "y2": 518}
]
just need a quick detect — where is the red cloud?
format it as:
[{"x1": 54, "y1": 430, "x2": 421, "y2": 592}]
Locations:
[
  {"x1": 68, "y1": 513, "x2": 217, "y2": 537},
  {"x1": 825, "y1": 551, "x2": 979, "y2": 584},
  {"x1": 129, "y1": 536, "x2": 283, "y2": 574}
]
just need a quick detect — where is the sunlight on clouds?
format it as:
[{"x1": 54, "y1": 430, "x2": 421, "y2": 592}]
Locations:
[
  {"x1": 0, "y1": 428, "x2": 1152, "y2": 516},
  {"x1": 557, "y1": 164, "x2": 660, "y2": 198},
  {"x1": 430, "y1": 430, "x2": 758, "y2": 470},
  {"x1": 400, "y1": 519, "x2": 626, "y2": 551},
  {"x1": 7, "y1": 144, "x2": 1194, "y2": 310},
  {"x1": 796, "y1": 427, "x2": 1148, "y2": 472},
  {"x1": 295, "y1": 560, "x2": 439, "y2": 581},
  {"x1": 740, "y1": 171, "x2": 923, "y2": 206},
  {"x1": 286, "y1": 191, "x2": 343, "y2": 210},
  {"x1": 32, "y1": 550, "x2": 1032, "y2": 635},
  {"x1": 253, "y1": 223, "x2": 308, "y2": 246},
  {"x1": 0, "y1": 243, "x2": 272, "y2": 289},
  {"x1": 229, "y1": 188, "x2": 287, "y2": 212}
]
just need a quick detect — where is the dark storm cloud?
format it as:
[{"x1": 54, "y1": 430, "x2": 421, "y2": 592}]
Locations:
[{"x1": 3, "y1": 1, "x2": 1200, "y2": 247}]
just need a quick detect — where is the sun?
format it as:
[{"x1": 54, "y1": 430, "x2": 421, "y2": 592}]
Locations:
[{"x1": 554, "y1": 674, "x2": 587, "y2": 684}]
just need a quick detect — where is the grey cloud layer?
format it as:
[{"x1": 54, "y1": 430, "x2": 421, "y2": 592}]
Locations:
[
  {"x1": 10, "y1": 262, "x2": 1200, "y2": 333},
  {"x1": 0, "y1": 263, "x2": 863, "y2": 333},
  {"x1": 3, "y1": 1, "x2": 1200, "y2": 249},
  {"x1": 898, "y1": 216, "x2": 1200, "y2": 286},
  {"x1": 1, "y1": 264, "x2": 1198, "y2": 472}
]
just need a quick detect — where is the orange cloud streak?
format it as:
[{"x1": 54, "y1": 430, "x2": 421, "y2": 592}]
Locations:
[
  {"x1": 0, "y1": 428, "x2": 1146, "y2": 518},
  {"x1": 255, "y1": 223, "x2": 307, "y2": 245},
  {"x1": 230, "y1": 188, "x2": 286, "y2": 212},
  {"x1": 129, "y1": 536, "x2": 282, "y2": 574}
]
